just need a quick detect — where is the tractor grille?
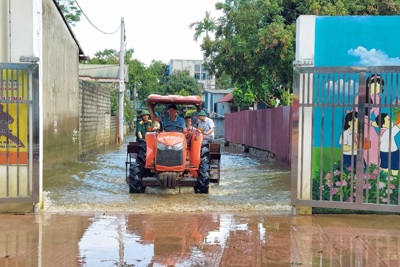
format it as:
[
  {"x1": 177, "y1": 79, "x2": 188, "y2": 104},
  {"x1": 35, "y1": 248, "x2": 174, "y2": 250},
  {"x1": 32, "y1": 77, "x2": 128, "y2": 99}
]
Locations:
[{"x1": 156, "y1": 149, "x2": 183, "y2": 166}]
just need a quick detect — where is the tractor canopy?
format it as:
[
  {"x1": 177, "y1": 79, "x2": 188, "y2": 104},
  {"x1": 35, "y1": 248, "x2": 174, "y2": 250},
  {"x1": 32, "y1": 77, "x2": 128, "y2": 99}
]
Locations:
[{"x1": 146, "y1": 94, "x2": 204, "y2": 112}]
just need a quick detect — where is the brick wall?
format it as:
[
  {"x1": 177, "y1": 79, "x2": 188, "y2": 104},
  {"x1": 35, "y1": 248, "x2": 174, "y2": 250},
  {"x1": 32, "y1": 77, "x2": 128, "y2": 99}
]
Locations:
[{"x1": 79, "y1": 80, "x2": 112, "y2": 157}]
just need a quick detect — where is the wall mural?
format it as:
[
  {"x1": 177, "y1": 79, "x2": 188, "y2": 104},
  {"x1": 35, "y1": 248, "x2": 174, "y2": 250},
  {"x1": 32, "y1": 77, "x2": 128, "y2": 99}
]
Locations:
[{"x1": 310, "y1": 16, "x2": 400, "y2": 204}]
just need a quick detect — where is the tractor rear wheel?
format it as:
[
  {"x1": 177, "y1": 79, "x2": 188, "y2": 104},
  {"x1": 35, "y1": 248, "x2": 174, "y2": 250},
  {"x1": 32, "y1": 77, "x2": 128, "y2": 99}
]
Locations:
[{"x1": 194, "y1": 144, "x2": 210, "y2": 194}]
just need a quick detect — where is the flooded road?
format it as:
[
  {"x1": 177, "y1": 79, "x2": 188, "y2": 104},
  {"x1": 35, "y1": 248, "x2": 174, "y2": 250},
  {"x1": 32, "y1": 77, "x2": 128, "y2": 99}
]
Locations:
[
  {"x1": 3, "y1": 136, "x2": 400, "y2": 266},
  {"x1": 43, "y1": 135, "x2": 292, "y2": 214}
]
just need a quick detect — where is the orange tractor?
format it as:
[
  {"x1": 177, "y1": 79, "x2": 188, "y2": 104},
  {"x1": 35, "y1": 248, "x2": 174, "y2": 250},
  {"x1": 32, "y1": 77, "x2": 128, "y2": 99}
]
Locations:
[{"x1": 125, "y1": 94, "x2": 221, "y2": 194}]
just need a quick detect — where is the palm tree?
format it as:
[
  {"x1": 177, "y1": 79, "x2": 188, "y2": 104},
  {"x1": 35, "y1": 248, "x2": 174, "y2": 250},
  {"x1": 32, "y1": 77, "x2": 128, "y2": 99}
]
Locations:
[{"x1": 189, "y1": 11, "x2": 218, "y2": 41}]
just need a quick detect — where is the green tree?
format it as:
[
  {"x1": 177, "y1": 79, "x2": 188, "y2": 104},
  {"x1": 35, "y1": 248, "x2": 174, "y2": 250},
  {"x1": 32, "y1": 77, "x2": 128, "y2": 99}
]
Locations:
[
  {"x1": 55, "y1": 0, "x2": 81, "y2": 25},
  {"x1": 130, "y1": 60, "x2": 168, "y2": 108},
  {"x1": 196, "y1": 0, "x2": 400, "y2": 108},
  {"x1": 87, "y1": 48, "x2": 136, "y2": 123},
  {"x1": 189, "y1": 11, "x2": 219, "y2": 41},
  {"x1": 88, "y1": 49, "x2": 120, "y2": 64},
  {"x1": 160, "y1": 70, "x2": 202, "y2": 96}
]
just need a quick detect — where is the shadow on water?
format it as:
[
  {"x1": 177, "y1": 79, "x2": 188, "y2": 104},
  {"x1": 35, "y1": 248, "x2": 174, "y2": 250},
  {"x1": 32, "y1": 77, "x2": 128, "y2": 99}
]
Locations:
[{"x1": 43, "y1": 135, "x2": 292, "y2": 214}]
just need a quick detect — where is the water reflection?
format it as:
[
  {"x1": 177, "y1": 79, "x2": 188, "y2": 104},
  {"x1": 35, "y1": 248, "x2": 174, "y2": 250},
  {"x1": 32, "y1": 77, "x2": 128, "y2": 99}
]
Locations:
[{"x1": 1, "y1": 213, "x2": 400, "y2": 266}]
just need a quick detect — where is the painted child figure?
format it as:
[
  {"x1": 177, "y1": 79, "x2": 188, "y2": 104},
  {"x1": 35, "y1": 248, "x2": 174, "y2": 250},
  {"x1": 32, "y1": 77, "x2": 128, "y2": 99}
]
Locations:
[
  {"x1": 375, "y1": 113, "x2": 400, "y2": 175},
  {"x1": 339, "y1": 111, "x2": 358, "y2": 169}
]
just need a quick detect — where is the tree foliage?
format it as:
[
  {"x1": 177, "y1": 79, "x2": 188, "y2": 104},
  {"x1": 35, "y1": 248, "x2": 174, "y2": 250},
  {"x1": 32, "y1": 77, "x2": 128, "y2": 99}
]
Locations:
[
  {"x1": 55, "y1": 0, "x2": 81, "y2": 25},
  {"x1": 195, "y1": 0, "x2": 400, "y2": 108},
  {"x1": 87, "y1": 49, "x2": 202, "y2": 119},
  {"x1": 160, "y1": 70, "x2": 202, "y2": 96}
]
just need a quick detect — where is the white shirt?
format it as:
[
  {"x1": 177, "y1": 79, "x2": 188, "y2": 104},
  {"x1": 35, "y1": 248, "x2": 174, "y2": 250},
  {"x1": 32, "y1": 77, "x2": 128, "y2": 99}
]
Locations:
[
  {"x1": 339, "y1": 129, "x2": 357, "y2": 155},
  {"x1": 380, "y1": 125, "x2": 400, "y2": 152},
  {"x1": 198, "y1": 117, "x2": 215, "y2": 138}
]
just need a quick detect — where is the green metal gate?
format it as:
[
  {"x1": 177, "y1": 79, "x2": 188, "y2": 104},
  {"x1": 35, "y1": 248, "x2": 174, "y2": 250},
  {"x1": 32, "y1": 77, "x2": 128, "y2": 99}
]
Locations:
[
  {"x1": 292, "y1": 66, "x2": 400, "y2": 213},
  {"x1": 0, "y1": 63, "x2": 40, "y2": 206}
]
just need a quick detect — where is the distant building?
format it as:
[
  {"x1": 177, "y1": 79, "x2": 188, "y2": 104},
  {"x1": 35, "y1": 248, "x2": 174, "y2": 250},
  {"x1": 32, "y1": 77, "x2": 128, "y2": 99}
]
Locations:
[
  {"x1": 203, "y1": 89, "x2": 235, "y2": 117},
  {"x1": 167, "y1": 59, "x2": 215, "y2": 90}
]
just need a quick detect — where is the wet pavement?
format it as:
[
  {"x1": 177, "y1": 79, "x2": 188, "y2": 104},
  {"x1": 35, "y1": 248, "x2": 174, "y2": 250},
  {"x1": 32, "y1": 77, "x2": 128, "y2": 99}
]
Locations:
[
  {"x1": 1, "y1": 135, "x2": 400, "y2": 266},
  {"x1": 1, "y1": 212, "x2": 400, "y2": 266}
]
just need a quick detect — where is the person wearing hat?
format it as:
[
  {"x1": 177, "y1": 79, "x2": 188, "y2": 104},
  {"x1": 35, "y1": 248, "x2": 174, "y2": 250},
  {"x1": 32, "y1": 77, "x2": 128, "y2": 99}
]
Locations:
[
  {"x1": 136, "y1": 110, "x2": 153, "y2": 139},
  {"x1": 197, "y1": 110, "x2": 215, "y2": 143},
  {"x1": 151, "y1": 103, "x2": 185, "y2": 131}
]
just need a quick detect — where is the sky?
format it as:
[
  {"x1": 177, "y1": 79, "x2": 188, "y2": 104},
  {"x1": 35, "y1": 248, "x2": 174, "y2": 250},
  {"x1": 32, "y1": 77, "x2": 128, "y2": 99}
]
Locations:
[{"x1": 72, "y1": 0, "x2": 222, "y2": 66}]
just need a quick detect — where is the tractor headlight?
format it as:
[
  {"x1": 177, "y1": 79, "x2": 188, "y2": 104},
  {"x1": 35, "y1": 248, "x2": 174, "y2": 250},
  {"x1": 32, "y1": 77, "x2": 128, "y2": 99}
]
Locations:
[
  {"x1": 172, "y1": 142, "x2": 184, "y2": 151},
  {"x1": 157, "y1": 142, "x2": 168, "y2": 150},
  {"x1": 157, "y1": 142, "x2": 184, "y2": 151}
]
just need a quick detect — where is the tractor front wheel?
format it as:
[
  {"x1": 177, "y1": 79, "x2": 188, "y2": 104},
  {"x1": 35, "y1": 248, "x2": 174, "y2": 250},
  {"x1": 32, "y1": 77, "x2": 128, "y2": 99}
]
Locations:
[{"x1": 128, "y1": 164, "x2": 145, "y2": 193}]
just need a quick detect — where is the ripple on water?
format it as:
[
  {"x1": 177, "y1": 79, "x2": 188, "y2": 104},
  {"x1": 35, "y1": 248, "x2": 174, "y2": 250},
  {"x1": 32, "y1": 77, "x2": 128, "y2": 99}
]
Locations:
[{"x1": 43, "y1": 140, "x2": 292, "y2": 215}]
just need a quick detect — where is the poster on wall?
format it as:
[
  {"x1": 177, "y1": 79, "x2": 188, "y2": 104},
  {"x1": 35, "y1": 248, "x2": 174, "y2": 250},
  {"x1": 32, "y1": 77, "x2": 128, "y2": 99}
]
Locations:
[
  {"x1": 0, "y1": 69, "x2": 28, "y2": 165},
  {"x1": 308, "y1": 16, "x2": 400, "y2": 203}
]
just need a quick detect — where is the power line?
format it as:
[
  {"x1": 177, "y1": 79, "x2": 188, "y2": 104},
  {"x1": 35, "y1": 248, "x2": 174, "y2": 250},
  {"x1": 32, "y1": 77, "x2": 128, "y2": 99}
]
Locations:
[{"x1": 74, "y1": 0, "x2": 121, "y2": 35}]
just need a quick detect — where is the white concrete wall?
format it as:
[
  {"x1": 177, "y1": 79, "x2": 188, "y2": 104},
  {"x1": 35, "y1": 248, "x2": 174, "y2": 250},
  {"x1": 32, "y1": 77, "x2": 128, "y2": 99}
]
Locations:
[
  {"x1": 41, "y1": 0, "x2": 80, "y2": 165},
  {"x1": 0, "y1": 0, "x2": 41, "y2": 62},
  {"x1": 0, "y1": 0, "x2": 9, "y2": 61},
  {"x1": 294, "y1": 15, "x2": 316, "y2": 207},
  {"x1": 295, "y1": 15, "x2": 315, "y2": 65}
]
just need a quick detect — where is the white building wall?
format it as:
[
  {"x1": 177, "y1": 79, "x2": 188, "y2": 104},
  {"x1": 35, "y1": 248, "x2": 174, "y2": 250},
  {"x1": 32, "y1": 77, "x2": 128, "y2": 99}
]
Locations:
[
  {"x1": 168, "y1": 59, "x2": 215, "y2": 90},
  {"x1": 0, "y1": 0, "x2": 42, "y2": 62},
  {"x1": 295, "y1": 15, "x2": 315, "y2": 65},
  {"x1": 0, "y1": 0, "x2": 9, "y2": 61}
]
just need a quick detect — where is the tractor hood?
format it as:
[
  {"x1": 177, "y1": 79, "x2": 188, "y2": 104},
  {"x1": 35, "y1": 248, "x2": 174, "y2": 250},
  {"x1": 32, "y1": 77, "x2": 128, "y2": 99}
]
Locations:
[{"x1": 157, "y1": 132, "x2": 185, "y2": 146}]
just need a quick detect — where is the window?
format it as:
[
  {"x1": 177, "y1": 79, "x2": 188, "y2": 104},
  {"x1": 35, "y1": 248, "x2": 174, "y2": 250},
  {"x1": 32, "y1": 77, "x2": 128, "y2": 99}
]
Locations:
[{"x1": 194, "y1": 64, "x2": 208, "y2": 81}]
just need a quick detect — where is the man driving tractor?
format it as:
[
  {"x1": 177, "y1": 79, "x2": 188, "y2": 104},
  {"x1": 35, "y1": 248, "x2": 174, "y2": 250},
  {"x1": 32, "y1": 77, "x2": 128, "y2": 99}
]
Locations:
[{"x1": 149, "y1": 103, "x2": 185, "y2": 131}]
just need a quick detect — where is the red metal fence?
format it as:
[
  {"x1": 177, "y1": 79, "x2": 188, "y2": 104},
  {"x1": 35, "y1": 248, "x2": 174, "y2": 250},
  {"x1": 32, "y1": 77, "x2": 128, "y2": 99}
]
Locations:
[{"x1": 225, "y1": 106, "x2": 293, "y2": 163}]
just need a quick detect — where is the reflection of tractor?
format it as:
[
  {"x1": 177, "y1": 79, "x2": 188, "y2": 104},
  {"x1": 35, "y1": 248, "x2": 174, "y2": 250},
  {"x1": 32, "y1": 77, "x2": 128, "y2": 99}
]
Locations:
[{"x1": 125, "y1": 94, "x2": 221, "y2": 194}]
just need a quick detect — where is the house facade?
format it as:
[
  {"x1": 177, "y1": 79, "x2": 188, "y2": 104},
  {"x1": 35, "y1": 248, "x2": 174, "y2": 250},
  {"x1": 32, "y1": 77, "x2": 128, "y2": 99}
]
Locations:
[{"x1": 203, "y1": 89, "x2": 234, "y2": 117}]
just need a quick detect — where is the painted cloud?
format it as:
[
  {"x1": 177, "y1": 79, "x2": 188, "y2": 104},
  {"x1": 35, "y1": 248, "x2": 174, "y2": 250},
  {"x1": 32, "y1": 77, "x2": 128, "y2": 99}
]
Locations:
[{"x1": 348, "y1": 46, "x2": 400, "y2": 66}]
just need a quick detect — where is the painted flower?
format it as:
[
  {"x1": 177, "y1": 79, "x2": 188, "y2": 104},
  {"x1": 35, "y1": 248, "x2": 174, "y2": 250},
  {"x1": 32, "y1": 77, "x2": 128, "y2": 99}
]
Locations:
[
  {"x1": 380, "y1": 197, "x2": 389, "y2": 203},
  {"x1": 334, "y1": 170, "x2": 341, "y2": 176},
  {"x1": 325, "y1": 173, "x2": 332, "y2": 180},
  {"x1": 335, "y1": 180, "x2": 348, "y2": 187},
  {"x1": 387, "y1": 176, "x2": 394, "y2": 181},
  {"x1": 330, "y1": 187, "x2": 338, "y2": 195},
  {"x1": 347, "y1": 166, "x2": 353, "y2": 171},
  {"x1": 378, "y1": 182, "x2": 386, "y2": 189},
  {"x1": 326, "y1": 180, "x2": 332, "y2": 187},
  {"x1": 363, "y1": 183, "x2": 372, "y2": 190},
  {"x1": 390, "y1": 184, "x2": 396, "y2": 190}
]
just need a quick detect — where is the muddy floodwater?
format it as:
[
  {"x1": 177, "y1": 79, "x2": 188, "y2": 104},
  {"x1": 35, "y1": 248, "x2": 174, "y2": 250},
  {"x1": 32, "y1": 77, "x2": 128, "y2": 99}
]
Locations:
[
  {"x1": 2, "y1": 136, "x2": 400, "y2": 266},
  {"x1": 43, "y1": 135, "x2": 292, "y2": 214}
]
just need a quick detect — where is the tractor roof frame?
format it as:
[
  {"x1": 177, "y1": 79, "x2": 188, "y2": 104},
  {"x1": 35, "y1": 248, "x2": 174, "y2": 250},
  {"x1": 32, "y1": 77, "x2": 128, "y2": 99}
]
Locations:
[{"x1": 146, "y1": 94, "x2": 204, "y2": 112}]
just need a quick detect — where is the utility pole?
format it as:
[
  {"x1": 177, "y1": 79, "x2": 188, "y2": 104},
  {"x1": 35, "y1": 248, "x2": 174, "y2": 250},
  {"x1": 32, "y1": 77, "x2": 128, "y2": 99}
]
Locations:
[
  {"x1": 134, "y1": 83, "x2": 137, "y2": 111},
  {"x1": 118, "y1": 17, "x2": 125, "y2": 144}
]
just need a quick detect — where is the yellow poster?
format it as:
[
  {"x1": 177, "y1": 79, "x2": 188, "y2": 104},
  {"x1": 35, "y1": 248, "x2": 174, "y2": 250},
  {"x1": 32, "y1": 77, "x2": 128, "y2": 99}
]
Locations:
[{"x1": 0, "y1": 69, "x2": 28, "y2": 165}]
